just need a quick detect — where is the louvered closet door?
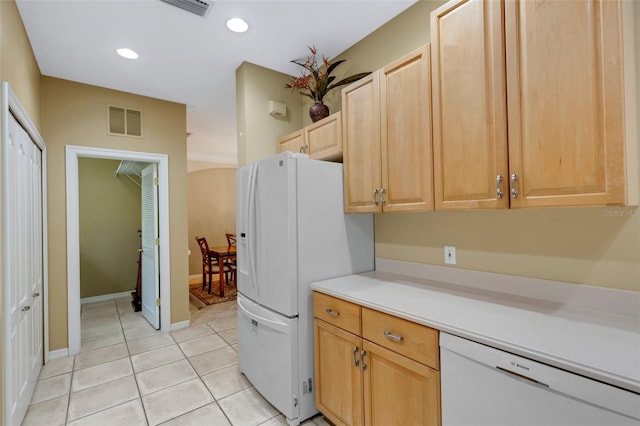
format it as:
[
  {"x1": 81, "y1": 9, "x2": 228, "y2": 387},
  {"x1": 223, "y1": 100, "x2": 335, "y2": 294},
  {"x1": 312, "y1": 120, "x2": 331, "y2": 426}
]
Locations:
[
  {"x1": 141, "y1": 163, "x2": 160, "y2": 329},
  {"x1": 4, "y1": 112, "x2": 44, "y2": 426}
]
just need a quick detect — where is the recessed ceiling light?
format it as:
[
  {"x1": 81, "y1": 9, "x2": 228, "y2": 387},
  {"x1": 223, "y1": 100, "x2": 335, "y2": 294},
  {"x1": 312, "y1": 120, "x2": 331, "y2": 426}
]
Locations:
[
  {"x1": 117, "y1": 48, "x2": 139, "y2": 60},
  {"x1": 226, "y1": 18, "x2": 248, "y2": 33}
]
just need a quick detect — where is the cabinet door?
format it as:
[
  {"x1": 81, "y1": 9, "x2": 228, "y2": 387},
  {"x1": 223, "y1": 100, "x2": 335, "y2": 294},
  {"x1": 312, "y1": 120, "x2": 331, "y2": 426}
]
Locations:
[
  {"x1": 505, "y1": 0, "x2": 625, "y2": 207},
  {"x1": 431, "y1": 0, "x2": 509, "y2": 210},
  {"x1": 306, "y1": 112, "x2": 343, "y2": 161},
  {"x1": 314, "y1": 319, "x2": 364, "y2": 426},
  {"x1": 362, "y1": 341, "x2": 440, "y2": 426},
  {"x1": 278, "y1": 129, "x2": 305, "y2": 154},
  {"x1": 342, "y1": 73, "x2": 382, "y2": 213},
  {"x1": 380, "y1": 44, "x2": 434, "y2": 212}
]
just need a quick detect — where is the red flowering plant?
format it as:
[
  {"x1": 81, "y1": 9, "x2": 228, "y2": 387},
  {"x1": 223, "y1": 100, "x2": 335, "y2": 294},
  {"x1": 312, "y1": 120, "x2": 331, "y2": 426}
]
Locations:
[{"x1": 285, "y1": 46, "x2": 371, "y2": 102}]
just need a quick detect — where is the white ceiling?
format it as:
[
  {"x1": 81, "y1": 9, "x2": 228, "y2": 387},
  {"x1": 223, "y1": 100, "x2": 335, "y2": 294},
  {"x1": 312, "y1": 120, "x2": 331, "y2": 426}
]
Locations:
[{"x1": 16, "y1": 0, "x2": 417, "y2": 166}]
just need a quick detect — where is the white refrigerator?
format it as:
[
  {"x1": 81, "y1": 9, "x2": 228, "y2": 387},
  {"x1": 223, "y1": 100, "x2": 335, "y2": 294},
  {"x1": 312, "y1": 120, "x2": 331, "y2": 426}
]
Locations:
[{"x1": 236, "y1": 152, "x2": 374, "y2": 426}]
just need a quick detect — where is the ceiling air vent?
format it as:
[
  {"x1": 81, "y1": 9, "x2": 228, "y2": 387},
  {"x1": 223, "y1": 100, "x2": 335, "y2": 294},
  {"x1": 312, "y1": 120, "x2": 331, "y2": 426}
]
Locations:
[{"x1": 159, "y1": 0, "x2": 212, "y2": 17}]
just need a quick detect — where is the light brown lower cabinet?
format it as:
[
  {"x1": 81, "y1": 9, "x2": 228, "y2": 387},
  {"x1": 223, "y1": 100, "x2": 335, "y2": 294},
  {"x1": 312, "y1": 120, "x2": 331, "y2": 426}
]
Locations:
[{"x1": 313, "y1": 292, "x2": 441, "y2": 426}]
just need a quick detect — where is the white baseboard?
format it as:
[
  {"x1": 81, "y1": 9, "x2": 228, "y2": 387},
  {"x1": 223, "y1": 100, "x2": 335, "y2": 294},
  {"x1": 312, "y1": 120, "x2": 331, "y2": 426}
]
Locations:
[
  {"x1": 81, "y1": 290, "x2": 133, "y2": 304},
  {"x1": 189, "y1": 274, "x2": 201, "y2": 280},
  {"x1": 47, "y1": 348, "x2": 69, "y2": 361},
  {"x1": 171, "y1": 320, "x2": 190, "y2": 331}
]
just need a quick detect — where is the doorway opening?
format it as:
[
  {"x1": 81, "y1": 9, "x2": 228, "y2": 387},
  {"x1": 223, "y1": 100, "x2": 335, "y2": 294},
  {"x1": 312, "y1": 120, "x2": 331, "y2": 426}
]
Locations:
[{"x1": 65, "y1": 145, "x2": 170, "y2": 355}]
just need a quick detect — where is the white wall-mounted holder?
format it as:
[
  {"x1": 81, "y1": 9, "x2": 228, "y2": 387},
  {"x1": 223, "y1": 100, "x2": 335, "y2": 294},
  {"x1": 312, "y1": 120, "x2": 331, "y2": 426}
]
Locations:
[{"x1": 268, "y1": 100, "x2": 287, "y2": 117}]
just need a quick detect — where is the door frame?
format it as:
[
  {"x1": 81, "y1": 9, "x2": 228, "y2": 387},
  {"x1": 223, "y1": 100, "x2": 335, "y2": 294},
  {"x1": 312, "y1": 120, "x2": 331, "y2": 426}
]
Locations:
[
  {"x1": 65, "y1": 145, "x2": 170, "y2": 355},
  {"x1": 2, "y1": 81, "x2": 49, "y2": 424}
]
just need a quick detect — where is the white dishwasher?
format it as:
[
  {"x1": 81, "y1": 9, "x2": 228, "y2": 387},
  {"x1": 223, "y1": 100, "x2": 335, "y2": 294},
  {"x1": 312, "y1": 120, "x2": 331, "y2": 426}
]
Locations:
[{"x1": 440, "y1": 332, "x2": 640, "y2": 426}]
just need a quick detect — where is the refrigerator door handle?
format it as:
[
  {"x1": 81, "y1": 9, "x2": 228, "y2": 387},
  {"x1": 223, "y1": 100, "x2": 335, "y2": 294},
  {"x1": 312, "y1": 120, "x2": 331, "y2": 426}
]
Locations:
[
  {"x1": 247, "y1": 163, "x2": 259, "y2": 296},
  {"x1": 238, "y1": 297, "x2": 289, "y2": 334}
]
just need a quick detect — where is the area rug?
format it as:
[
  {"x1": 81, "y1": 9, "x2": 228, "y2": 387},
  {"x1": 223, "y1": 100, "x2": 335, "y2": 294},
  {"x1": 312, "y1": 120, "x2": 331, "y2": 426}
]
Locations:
[{"x1": 189, "y1": 281, "x2": 237, "y2": 305}]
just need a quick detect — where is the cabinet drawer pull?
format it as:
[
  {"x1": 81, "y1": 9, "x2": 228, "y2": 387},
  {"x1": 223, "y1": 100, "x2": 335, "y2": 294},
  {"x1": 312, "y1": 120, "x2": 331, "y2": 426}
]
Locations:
[
  {"x1": 360, "y1": 350, "x2": 367, "y2": 371},
  {"x1": 22, "y1": 306, "x2": 31, "y2": 312},
  {"x1": 380, "y1": 188, "x2": 387, "y2": 206},
  {"x1": 510, "y1": 173, "x2": 518, "y2": 198},
  {"x1": 325, "y1": 308, "x2": 340, "y2": 317},
  {"x1": 33, "y1": 292, "x2": 40, "y2": 298},
  {"x1": 352, "y1": 346, "x2": 359, "y2": 367},
  {"x1": 496, "y1": 175, "x2": 503, "y2": 199},
  {"x1": 384, "y1": 330, "x2": 403, "y2": 342},
  {"x1": 373, "y1": 189, "x2": 379, "y2": 206}
]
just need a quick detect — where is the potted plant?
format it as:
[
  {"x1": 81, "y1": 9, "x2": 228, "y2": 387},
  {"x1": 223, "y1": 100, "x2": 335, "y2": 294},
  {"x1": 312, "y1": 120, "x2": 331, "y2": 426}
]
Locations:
[{"x1": 285, "y1": 46, "x2": 371, "y2": 122}]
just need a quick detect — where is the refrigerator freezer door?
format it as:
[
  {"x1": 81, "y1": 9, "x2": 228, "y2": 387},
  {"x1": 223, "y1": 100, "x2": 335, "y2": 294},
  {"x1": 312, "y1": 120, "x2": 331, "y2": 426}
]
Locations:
[
  {"x1": 238, "y1": 152, "x2": 299, "y2": 317},
  {"x1": 237, "y1": 294, "x2": 299, "y2": 422}
]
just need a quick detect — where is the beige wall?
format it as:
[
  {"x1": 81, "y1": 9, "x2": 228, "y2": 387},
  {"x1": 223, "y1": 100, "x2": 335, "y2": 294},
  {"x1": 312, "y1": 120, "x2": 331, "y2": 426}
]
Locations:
[
  {"x1": 236, "y1": 61, "x2": 304, "y2": 166},
  {"x1": 41, "y1": 76, "x2": 189, "y2": 350},
  {"x1": 302, "y1": 0, "x2": 448, "y2": 127},
  {"x1": 349, "y1": 0, "x2": 640, "y2": 292},
  {"x1": 79, "y1": 158, "x2": 141, "y2": 298},
  {"x1": 238, "y1": 0, "x2": 640, "y2": 292},
  {"x1": 187, "y1": 168, "x2": 237, "y2": 275},
  {"x1": 0, "y1": 0, "x2": 43, "y2": 420}
]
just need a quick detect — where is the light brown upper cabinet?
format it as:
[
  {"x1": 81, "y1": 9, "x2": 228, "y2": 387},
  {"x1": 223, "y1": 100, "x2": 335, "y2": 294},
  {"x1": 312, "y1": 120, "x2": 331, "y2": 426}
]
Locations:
[
  {"x1": 343, "y1": 45, "x2": 434, "y2": 213},
  {"x1": 278, "y1": 129, "x2": 306, "y2": 154},
  {"x1": 431, "y1": 0, "x2": 635, "y2": 209},
  {"x1": 278, "y1": 113, "x2": 343, "y2": 161},
  {"x1": 304, "y1": 112, "x2": 343, "y2": 161}
]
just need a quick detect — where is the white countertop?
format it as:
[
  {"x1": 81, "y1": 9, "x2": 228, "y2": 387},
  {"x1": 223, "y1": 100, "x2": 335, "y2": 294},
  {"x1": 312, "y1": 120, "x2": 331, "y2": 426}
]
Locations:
[{"x1": 310, "y1": 264, "x2": 640, "y2": 394}]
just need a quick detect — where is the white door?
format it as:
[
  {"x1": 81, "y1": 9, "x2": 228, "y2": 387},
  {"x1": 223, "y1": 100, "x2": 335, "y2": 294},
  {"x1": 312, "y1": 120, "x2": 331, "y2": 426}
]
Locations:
[
  {"x1": 141, "y1": 163, "x2": 160, "y2": 329},
  {"x1": 3, "y1": 113, "x2": 44, "y2": 426}
]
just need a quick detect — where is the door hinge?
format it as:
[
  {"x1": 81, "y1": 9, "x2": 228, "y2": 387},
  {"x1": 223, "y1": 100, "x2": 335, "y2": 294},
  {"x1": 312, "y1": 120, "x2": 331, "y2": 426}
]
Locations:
[
  {"x1": 293, "y1": 395, "x2": 298, "y2": 407},
  {"x1": 154, "y1": 177, "x2": 158, "y2": 185},
  {"x1": 156, "y1": 298, "x2": 161, "y2": 307},
  {"x1": 155, "y1": 237, "x2": 160, "y2": 246}
]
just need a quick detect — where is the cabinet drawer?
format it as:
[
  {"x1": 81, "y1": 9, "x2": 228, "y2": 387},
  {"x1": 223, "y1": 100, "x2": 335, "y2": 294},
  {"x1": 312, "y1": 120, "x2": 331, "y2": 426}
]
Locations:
[
  {"x1": 313, "y1": 292, "x2": 361, "y2": 335},
  {"x1": 362, "y1": 308, "x2": 439, "y2": 369}
]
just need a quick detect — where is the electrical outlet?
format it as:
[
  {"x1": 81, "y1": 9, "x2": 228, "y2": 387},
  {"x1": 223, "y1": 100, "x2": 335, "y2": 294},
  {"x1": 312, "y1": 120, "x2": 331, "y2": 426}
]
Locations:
[{"x1": 445, "y1": 246, "x2": 456, "y2": 265}]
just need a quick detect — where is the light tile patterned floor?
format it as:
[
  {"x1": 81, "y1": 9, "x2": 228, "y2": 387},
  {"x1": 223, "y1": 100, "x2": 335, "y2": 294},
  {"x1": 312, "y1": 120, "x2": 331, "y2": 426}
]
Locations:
[{"x1": 23, "y1": 297, "x2": 331, "y2": 426}]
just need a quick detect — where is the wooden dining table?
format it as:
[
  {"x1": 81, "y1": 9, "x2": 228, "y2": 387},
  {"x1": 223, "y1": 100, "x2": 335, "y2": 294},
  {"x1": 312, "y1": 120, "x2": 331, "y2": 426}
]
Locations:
[{"x1": 208, "y1": 245, "x2": 236, "y2": 297}]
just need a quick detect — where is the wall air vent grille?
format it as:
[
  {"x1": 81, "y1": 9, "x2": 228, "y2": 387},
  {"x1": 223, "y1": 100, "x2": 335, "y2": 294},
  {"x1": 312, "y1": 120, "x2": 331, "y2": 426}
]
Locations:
[
  {"x1": 108, "y1": 105, "x2": 143, "y2": 138},
  {"x1": 159, "y1": 0, "x2": 212, "y2": 17}
]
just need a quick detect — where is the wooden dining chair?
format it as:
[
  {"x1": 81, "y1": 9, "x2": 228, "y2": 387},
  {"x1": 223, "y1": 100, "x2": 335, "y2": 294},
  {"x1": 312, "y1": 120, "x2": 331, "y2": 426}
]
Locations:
[
  {"x1": 224, "y1": 233, "x2": 237, "y2": 286},
  {"x1": 195, "y1": 236, "x2": 232, "y2": 293}
]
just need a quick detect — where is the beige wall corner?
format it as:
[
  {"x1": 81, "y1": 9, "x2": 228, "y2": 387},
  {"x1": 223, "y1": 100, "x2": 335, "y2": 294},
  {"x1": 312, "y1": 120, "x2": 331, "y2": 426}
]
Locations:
[
  {"x1": 0, "y1": 0, "x2": 42, "y2": 128},
  {"x1": 187, "y1": 168, "x2": 237, "y2": 275},
  {"x1": 41, "y1": 76, "x2": 190, "y2": 348},
  {"x1": 235, "y1": 61, "x2": 303, "y2": 167},
  {"x1": 339, "y1": 0, "x2": 639, "y2": 292},
  {"x1": 0, "y1": 0, "x2": 43, "y2": 421}
]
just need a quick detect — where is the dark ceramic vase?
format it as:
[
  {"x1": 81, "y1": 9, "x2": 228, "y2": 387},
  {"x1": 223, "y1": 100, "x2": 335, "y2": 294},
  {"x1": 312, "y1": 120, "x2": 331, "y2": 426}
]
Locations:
[{"x1": 309, "y1": 101, "x2": 330, "y2": 122}]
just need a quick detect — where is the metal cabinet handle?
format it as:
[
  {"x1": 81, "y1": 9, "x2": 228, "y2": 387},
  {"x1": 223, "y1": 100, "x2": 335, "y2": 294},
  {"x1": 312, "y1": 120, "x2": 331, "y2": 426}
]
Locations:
[
  {"x1": 325, "y1": 308, "x2": 339, "y2": 317},
  {"x1": 511, "y1": 174, "x2": 518, "y2": 198},
  {"x1": 360, "y1": 350, "x2": 367, "y2": 371},
  {"x1": 22, "y1": 306, "x2": 31, "y2": 312},
  {"x1": 384, "y1": 330, "x2": 403, "y2": 342},
  {"x1": 380, "y1": 188, "x2": 387, "y2": 206},
  {"x1": 33, "y1": 292, "x2": 40, "y2": 297},
  {"x1": 299, "y1": 145, "x2": 304, "y2": 153},
  {"x1": 373, "y1": 189, "x2": 379, "y2": 206},
  {"x1": 352, "y1": 346, "x2": 359, "y2": 367},
  {"x1": 496, "y1": 175, "x2": 503, "y2": 199}
]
